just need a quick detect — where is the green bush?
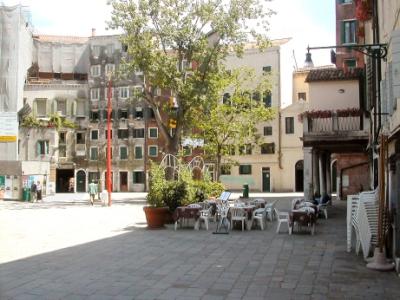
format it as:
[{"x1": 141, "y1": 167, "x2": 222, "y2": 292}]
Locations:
[
  {"x1": 163, "y1": 181, "x2": 187, "y2": 212},
  {"x1": 147, "y1": 159, "x2": 226, "y2": 209}
]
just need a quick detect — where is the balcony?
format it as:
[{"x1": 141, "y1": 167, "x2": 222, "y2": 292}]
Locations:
[
  {"x1": 302, "y1": 111, "x2": 369, "y2": 152},
  {"x1": 75, "y1": 144, "x2": 86, "y2": 156}
]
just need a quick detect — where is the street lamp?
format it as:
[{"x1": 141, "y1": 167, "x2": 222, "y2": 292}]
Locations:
[{"x1": 106, "y1": 72, "x2": 113, "y2": 206}]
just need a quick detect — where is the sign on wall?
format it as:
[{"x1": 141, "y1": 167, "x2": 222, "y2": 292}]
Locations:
[{"x1": 0, "y1": 112, "x2": 18, "y2": 142}]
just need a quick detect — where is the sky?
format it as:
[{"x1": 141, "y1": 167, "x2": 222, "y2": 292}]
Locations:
[{"x1": 2, "y1": 0, "x2": 335, "y2": 68}]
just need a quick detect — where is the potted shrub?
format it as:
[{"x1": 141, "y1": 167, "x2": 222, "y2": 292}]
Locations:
[{"x1": 143, "y1": 162, "x2": 169, "y2": 229}]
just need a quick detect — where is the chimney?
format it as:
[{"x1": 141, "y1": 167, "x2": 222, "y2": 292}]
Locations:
[{"x1": 91, "y1": 28, "x2": 96, "y2": 37}]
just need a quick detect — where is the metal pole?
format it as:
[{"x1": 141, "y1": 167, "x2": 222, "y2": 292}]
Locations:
[{"x1": 107, "y1": 76, "x2": 112, "y2": 206}]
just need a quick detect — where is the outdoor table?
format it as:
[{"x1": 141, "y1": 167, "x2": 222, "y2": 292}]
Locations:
[
  {"x1": 173, "y1": 206, "x2": 202, "y2": 230},
  {"x1": 289, "y1": 207, "x2": 317, "y2": 234}
]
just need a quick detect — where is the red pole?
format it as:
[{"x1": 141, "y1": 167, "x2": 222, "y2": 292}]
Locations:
[{"x1": 106, "y1": 77, "x2": 112, "y2": 206}]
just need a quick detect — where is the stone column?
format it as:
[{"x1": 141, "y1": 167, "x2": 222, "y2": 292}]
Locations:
[
  {"x1": 319, "y1": 152, "x2": 326, "y2": 196},
  {"x1": 313, "y1": 150, "x2": 320, "y2": 197},
  {"x1": 303, "y1": 147, "x2": 313, "y2": 201}
]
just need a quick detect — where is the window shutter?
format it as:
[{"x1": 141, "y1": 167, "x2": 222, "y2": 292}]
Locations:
[
  {"x1": 51, "y1": 99, "x2": 56, "y2": 114},
  {"x1": 340, "y1": 21, "x2": 345, "y2": 44},
  {"x1": 103, "y1": 110, "x2": 107, "y2": 120},
  {"x1": 33, "y1": 100, "x2": 37, "y2": 117}
]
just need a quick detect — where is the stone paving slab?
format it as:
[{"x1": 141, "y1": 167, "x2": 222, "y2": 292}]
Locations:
[{"x1": 0, "y1": 194, "x2": 399, "y2": 299}]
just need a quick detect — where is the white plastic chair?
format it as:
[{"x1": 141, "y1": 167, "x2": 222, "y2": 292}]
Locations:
[
  {"x1": 252, "y1": 208, "x2": 265, "y2": 230},
  {"x1": 230, "y1": 207, "x2": 247, "y2": 231},
  {"x1": 275, "y1": 208, "x2": 291, "y2": 234},
  {"x1": 265, "y1": 200, "x2": 277, "y2": 221},
  {"x1": 198, "y1": 206, "x2": 213, "y2": 230}
]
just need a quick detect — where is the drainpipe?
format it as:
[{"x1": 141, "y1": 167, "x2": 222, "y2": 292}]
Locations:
[{"x1": 339, "y1": 161, "x2": 369, "y2": 200}]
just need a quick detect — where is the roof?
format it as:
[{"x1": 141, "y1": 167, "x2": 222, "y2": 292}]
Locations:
[
  {"x1": 33, "y1": 35, "x2": 88, "y2": 44},
  {"x1": 305, "y1": 68, "x2": 363, "y2": 82}
]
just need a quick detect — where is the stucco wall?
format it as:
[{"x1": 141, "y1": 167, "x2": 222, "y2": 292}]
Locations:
[{"x1": 308, "y1": 80, "x2": 360, "y2": 111}]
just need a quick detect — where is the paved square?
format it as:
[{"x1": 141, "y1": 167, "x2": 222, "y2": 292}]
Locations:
[{"x1": 0, "y1": 193, "x2": 399, "y2": 299}]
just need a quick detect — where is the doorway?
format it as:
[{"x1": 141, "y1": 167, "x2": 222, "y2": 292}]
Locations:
[
  {"x1": 295, "y1": 160, "x2": 304, "y2": 192},
  {"x1": 262, "y1": 167, "x2": 270, "y2": 192},
  {"x1": 76, "y1": 170, "x2": 86, "y2": 192},
  {"x1": 119, "y1": 171, "x2": 128, "y2": 192},
  {"x1": 56, "y1": 169, "x2": 74, "y2": 193}
]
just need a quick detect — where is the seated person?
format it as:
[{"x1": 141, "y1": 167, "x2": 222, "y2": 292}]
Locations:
[
  {"x1": 312, "y1": 192, "x2": 321, "y2": 206},
  {"x1": 320, "y1": 193, "x2": 331, "y2": 205}
]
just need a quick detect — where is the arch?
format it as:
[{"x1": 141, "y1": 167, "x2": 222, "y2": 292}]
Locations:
[
  {"x1": 295, "y1": 160, "x2": 304, "y2": 192},
  {"x1": 160, "y1": 154, "x2": 180, "y2": 180},
  {"x1": 76, "y1": 169, "x2": 86, "y2": 192},
  {"x1": 188, "y1": 156, "x2": 205, "y2": 180}
]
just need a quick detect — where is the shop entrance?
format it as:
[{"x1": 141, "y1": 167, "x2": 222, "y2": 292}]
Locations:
[{"x1": 56, "y1": 169, "x2": 74, "y2": 193}]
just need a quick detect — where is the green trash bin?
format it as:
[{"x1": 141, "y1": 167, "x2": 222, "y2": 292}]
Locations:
[
  {"x1": 242, "y1": 183, "x2": 249, "y2": 198},
  {"x1": 23, "y1": 188, "x2": 31, "y2": 202}
]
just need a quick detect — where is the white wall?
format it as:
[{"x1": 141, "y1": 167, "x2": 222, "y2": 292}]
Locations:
[{"x1": 308, "y1": 80, "x2": 360, "y2": 111}]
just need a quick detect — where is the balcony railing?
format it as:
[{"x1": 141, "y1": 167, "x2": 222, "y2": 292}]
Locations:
[{"x1": 303, "y1": 113, "x2": 367, "y2": 134}]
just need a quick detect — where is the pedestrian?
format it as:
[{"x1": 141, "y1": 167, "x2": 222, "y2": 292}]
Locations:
[
  {"x1": 88, "y1": 180, "x2": 98, "y2": 206},
  {"x1": 30, "y1": 181, "x2": 37, "y2": 203},
  {"x1": 36, "y1": 181, "x2": 42, "y2": 202}
]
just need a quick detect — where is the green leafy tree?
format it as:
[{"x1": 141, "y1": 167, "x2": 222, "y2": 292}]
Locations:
[
  {"x1": 195, "y1": 67, "x2": 275, "y2": 181},
  {"x1": 108, "y1": 0, "x2": 273, "y2": 154}
]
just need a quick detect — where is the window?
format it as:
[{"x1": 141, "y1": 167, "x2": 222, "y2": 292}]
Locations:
[
  {"x1": 147, "y1": 108, "x2": 155, "y2": 119},
  {"x1": 285, "y1": 117, "x2": 294, "y2": 134},
  {"x1": 263, "y1": 91, "x2": 272, "y2": 107},
  {"x1": 221, "y1": 164, "x2": 231, "y2": 175},
  {"x1": 59, "y1": 145, "x2": 66, "y2": 158},
  {"x1": 224, "y1": 144, "x2": 235, "y2": 156},
  {"x1": 118, "y1": 129, "x2": 129, "y2": 139},
  {"x1": 105, "y1": 130, "x2": 113, "y2": 139},
  {"x1": 342, "y1": 20, "x2": 356, "y2": 44},
  {"x1": 339, "y1": 0, "x2": 352, "y2": 4},
  {"x1": 119, "y1": 110, "x2": 128, "y2": 119},
  {"x1": 106, "y1": 44, "x2": 114, "y2": 56},
  {"x1": 76, "y1": 101, "x2": 85, "y2": 116},
  {"x1": 92, "y1": 45, "x2": 101, "y2": 57},
  {"x1": 76, "y1": 132, "x2": 85, "y2": 144},
  {"x1": 90, "y1": 111, "x2": 99, "y2": 121},
  {"x1": 298, "y1": 92, "x2": 306, "y2": 102},
  {"x1": 59, "y1": 132, "x2": 66, "y2": 157},
  {"x1": 183, "y1": 145, "x2": 192, "y2": 156},
  {"x1": 90, "y1": 147, "x2": 98, "y2": 160},
  {"x1": 134, "y1": 107, "x2": 143, "y2": 119},
  {"x1": 120, "y1": 146, "x2": 128, "y2": 159},
  {"x1": 89, "y1": 172, "x2": 100, "y2": 183},
  {"x1": 119, "y1": 86, "x2": 129, "y2": 99},
  {"x1": 59, "y1": 132, "x2": 66, "y2": 143},
  {"x1": 263, "y1": 66, "x2": 272, "y2": 73},
  {"x1": 239, "y1": 144, "x2": 252, "y2": 155},
  {"x1": 344, "y1": 59, "x2": 357, "y2": 69},
  {"x1": 134, "y1": 146, "x2": 143, "y2": 159},
  {"x1": 261, "y1": 143, "x2": 275, "y2": 154},
  {"x1": 239, "y1": 165, "x2": 252, "y2": 175},
  {"x1": 263, "y1": 126, "x2": 272, "y2": 136},
  {"x1": 133, "y1": 128, "x2": 144, "y2": 138},
  {"x1": 149, "y1": 127, "x2": 158, "y2": 139},
  {"x1": 91, "y1": 130, "x2": 98, "y2": 140},
  {"x1": 133, "y1": 171, "x2": 145, "y2": 184},
  {"x1": 36, "y1": 99, "x2": 47, "y2": 117},
  {"x1": 148, "y1": 145, "x2": 158, "y2": 157},
  {"x1": 222, "y1": 93, "x2": 231, "y2": 105},
  {"x1": 37, "y1": 140, "x2": 49, "y2": 155},
  {"x1": 105, "y1": 63, "x2": 115, "y2": 75},
  {"x1": 90, "y1": 88, "x2": 100, "y2": 101},
  {"x1": 56, "y1": 99, "x2": 67, "y2": 116},
  {"x1": 91, "y1": 65, "x2": 101, "y2": 77}
]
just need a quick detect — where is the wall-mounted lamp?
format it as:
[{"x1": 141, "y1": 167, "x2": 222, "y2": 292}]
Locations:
[{"x1": 338, "y1": 89, "x2": 345, "y2": 94}]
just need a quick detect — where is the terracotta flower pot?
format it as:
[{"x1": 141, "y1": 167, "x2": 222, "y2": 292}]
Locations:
[{"x1": 143, "y1": 206, "x2": 168, "y2": 229}]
